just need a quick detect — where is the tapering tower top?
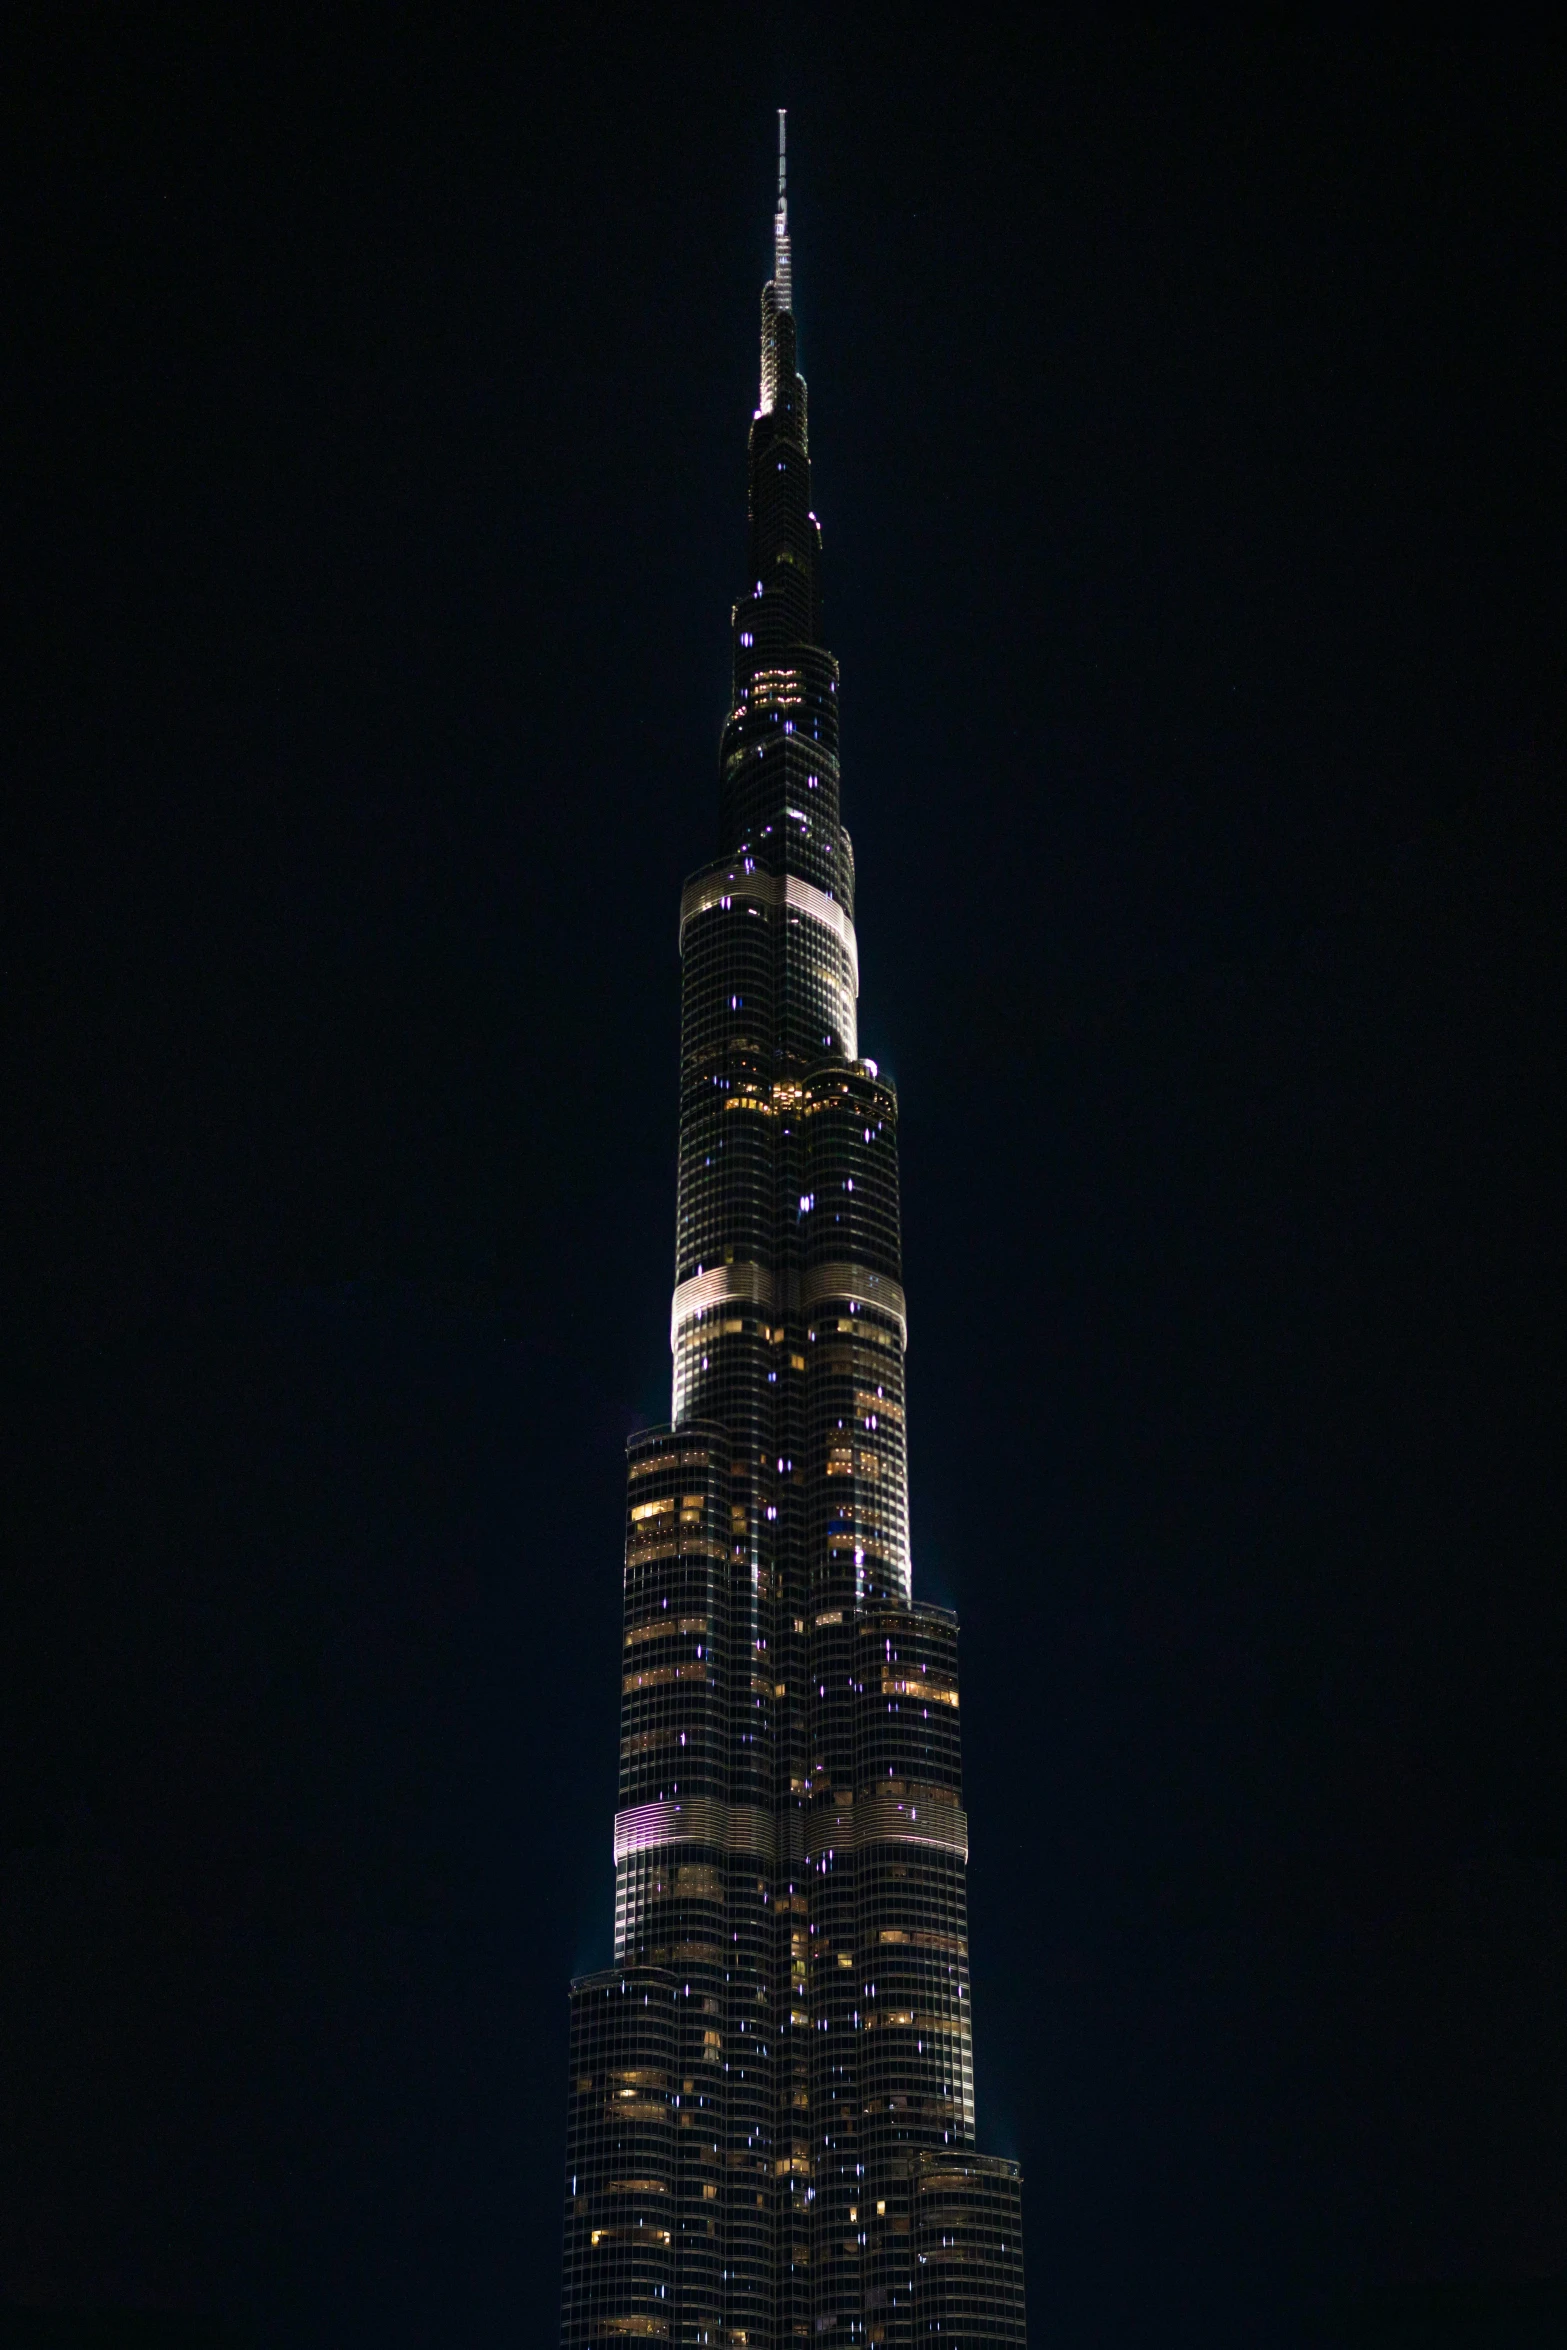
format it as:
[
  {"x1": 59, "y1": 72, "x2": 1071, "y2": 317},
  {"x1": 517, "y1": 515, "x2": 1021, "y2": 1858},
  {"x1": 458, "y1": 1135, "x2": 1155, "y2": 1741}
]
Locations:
[
  {"x1": 759, "y1": 109, "x2": 799, "y2": 419},
  {"x1": 773, "y1": 107, "x2": 792, "y2": 313}
]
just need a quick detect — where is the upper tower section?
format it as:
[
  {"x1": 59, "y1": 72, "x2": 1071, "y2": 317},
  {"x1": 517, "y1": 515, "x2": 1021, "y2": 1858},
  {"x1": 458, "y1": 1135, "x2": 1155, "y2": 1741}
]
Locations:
[
  {"x1": 759, "y1": 107, "x2": 793, "y2": 411},
  {"x1": 742, "y1": 109, "x2": 820, "y2": 656},
  {"x1": 720, "y1": 111, "x2": 845, "y2": 901}
]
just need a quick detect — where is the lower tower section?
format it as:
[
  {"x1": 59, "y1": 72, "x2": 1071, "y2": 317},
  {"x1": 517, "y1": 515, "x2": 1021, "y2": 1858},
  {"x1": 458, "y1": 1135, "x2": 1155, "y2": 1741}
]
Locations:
[{"x1": 560, "y1": 1426, "x2": 1025, "y2": 2347}]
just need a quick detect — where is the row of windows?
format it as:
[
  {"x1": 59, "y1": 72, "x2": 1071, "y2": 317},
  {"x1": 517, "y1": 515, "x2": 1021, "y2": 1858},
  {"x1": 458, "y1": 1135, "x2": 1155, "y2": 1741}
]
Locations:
[
  {"x1": 624, "y1": 1613, "x2": 711, "y2": 1648},
  {"x1": 630, "y1": 1494, "x2": 706, "y2": 1524},
  {"x1": 627, "y1": 1442, "x2": 713, "y2": 1473}
]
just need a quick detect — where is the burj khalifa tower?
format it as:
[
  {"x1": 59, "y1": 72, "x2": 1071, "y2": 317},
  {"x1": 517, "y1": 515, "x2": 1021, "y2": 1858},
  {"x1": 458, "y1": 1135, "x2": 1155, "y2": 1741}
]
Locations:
[{"x1": 559, "y1": 116, "x2": 1028, "y2": 2350}]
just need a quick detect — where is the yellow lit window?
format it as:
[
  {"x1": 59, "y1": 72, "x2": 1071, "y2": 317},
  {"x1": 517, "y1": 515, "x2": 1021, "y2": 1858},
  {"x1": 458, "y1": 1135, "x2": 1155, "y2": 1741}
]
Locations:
[
  {"x1": 622, "y1": 1662, "x2": 713, "y2": 1692},
  {"x1": 881, "y1": 1671, "x2": 959, "y2": 1707},
  {"x1": 624, "y1": 1613, "x2": 708, "y2": 1648}
]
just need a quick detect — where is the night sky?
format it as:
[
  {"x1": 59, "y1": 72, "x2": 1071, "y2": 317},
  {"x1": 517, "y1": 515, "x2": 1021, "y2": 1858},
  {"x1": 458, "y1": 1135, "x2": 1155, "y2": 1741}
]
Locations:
[{"x1": 6, "y1": 17, "x2": 1564, "y2": 2347}]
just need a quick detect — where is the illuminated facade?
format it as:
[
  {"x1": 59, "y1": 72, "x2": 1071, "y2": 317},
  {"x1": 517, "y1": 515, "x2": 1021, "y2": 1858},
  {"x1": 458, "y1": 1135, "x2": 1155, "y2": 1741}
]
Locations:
[{"x1": 560, "y1": 118, "x2": 1027, "y2": 2349}]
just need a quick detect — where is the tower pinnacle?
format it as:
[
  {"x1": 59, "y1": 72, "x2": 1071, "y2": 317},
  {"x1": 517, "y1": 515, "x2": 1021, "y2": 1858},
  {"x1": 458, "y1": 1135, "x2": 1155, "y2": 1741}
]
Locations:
[{"x1": 773, "y1": 104, "x2": 792, "y2": 313}]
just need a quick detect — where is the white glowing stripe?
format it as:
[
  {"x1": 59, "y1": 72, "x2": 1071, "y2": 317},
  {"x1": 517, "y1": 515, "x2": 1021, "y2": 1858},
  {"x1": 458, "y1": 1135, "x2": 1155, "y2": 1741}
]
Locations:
[
  {"x1": 669, "y1": 1261, "x2": 906, "y2": 1351},
  {"x1": 669, "y1": 1261, "x2": 774, "y2": 1349},
  {"x1": 805, "y1": 1793, "x2": 968, "y2": 1863},
  {"x1": 614, "y1": 1799, "x2": 774, "y2": 1866},
  {"x1": 670, "y1": 1260, "x2": 907, "y2": 1351},
  {"x1": 678, "y1": 867, "x2": 859, "y2": 996},
  {"x1": 800, "y1": 1263, "x2": 908, "y2": 1349},
  {"x1": 783, "y1": 875, "x2": 856, "y2": 992}
]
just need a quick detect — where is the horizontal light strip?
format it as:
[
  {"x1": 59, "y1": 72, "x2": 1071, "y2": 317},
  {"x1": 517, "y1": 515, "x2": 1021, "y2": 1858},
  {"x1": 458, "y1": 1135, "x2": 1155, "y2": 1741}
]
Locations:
[
  {"x1": 614, "y1": 1798, "x2": 775, "y2": 1866},
  {"x1": 670, "y1": 1261, "x2": 907, "y2": 1351},
  {"x1": 800, "y1": 1263, "x2": 907, "y2": 1347},
  {"x1": 669, "y1": 1261, "x2": 774, "y2": 1347},
  {"x1": 678, "y1": 864, "x2": 859, "y2": 995},
  {"x1": 805, "y1": 1789, "x2": 968, "y2": 1863}
]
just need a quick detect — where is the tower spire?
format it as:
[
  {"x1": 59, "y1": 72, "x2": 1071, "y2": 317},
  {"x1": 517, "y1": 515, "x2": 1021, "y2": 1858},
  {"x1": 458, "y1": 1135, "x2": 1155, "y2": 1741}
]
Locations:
[{"x1": 773, "y1": 104, "x2": 792, "y2": 312}]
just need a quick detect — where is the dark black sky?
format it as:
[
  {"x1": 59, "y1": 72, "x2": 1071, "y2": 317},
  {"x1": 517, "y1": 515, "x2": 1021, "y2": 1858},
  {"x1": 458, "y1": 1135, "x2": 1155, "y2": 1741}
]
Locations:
[{"x1": 5, "y1": 14, "x2": 1564, "y2": 2346}]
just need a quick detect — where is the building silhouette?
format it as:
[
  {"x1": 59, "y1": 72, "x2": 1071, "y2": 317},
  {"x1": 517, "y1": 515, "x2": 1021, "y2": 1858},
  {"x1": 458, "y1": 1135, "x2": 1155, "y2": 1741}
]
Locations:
[{"x1": 560, "y1": 117, "x2": 1027, "y2": 2349}]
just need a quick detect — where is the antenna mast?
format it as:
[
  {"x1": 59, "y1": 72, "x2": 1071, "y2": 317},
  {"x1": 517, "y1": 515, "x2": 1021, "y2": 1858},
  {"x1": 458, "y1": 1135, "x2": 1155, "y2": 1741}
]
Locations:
[{"x1": 773, "y1": 106, "x2": 792, "y2": 312}]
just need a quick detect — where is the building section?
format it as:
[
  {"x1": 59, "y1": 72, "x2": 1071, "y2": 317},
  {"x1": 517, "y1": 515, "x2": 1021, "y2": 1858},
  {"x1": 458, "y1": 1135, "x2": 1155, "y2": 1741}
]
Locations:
[{"x1": 561, "y1": 116, "x2": 1027, "y2": 2349}]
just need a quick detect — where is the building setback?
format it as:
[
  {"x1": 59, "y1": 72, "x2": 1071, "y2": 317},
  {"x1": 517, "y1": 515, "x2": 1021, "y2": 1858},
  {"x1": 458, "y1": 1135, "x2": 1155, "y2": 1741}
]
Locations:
[{"x1": 561, "y1": 117, "x2": 1027, "y2": 2350}]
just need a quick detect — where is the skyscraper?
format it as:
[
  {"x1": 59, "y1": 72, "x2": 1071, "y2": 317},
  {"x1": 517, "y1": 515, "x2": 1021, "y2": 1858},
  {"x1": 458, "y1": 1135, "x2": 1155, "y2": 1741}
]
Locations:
[{"x1": 560, "y1": 117, "x2": 1027, "y2": 2350}]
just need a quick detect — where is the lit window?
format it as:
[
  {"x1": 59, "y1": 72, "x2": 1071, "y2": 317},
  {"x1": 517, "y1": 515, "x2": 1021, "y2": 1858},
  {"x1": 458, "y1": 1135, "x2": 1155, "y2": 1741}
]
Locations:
[{"x1": 881, "y1": 1671, "x2": 959, "y2": 1707}]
